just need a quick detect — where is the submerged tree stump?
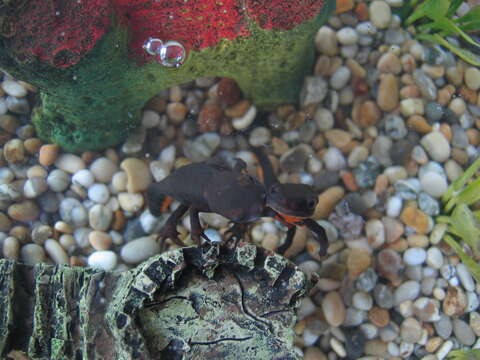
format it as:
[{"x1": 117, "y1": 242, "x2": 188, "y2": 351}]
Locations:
[{"x1": 0, "y1": 242, "x2": 309, "y2": 359}]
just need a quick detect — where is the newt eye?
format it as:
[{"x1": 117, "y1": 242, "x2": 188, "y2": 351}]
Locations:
[{"x1": 308, "y1": 199, "x2": 317, "y2": 209}]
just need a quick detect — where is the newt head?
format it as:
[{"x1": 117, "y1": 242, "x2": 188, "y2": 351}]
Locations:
[
  {"x1": 206, "y1": 173, "x2": 266, "y2": 223},
  {"x1": 267, "y1": 183, "x2": 318, "y2": 218}
]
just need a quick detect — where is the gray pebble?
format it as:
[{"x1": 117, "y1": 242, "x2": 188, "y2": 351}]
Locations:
[
  {"x1": 371, "y1": 135, "x2": 393, "y2": 166},
  {"x1": 59, "y1": 198, "x2": 87, "y2": 227},
  {"x1": 384, "y1": 115, "x2": 407, "y2": 140},
  {"x1": 6, "y1": 96, "x2": 30, "y2": 114},
  {"x1": 394, "y1": 280, "x2": 420, "y2": 305},
  {"x1": 418, "y1": 192, "x2": 440, "y2": 216},
  {"x1": 20, "y1": 243, "x2": 46, "y2": 264},
  {"x1": 434, "y1": 314, "x2": 453, "y2": 339},
  {"x1": 280, "y1": 144, "x2": 313, "y2": 173},
  {"x1": 353, "y1": 158, "x2": 381, "y2": 188},
  {"x1": 453, "y1": 318, "x2": 475, "y2": 346},
  {"x1": 47, "y1": 169, "x2": 70, "y2": 192},
  {"x1": 300, "y1": 76, "x2": 328, "y2": 107},
  {"x1": 330, "y1": 66, "x2": 351, "y2": 90},
  {"x1": 374, "y1": 283, "x2": 394, "y2": 309},
  {"x1": 89, "y1": 204, "x2": 113, "y2": 231},
  {"x1": 356, "y1": 268, "x2": 378, "y2": 292}
]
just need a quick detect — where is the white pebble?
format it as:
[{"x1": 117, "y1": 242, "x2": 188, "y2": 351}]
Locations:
[
  {"x1": 457, "y1": 263, "x2": 475, "y2": 292},
  {"x1": 44, "y1": 239, "x2": 69, "y2": 264},
  {"x1": 336, "y1": 27, "x2": 358, "y2": 45},
  {"x1": 403, "y1": 247, "x2": 427, "y2": 266},
  {"x1": 1, "y1": 80, "x2": 27, "y2": 97},
  {"x1": 88, "y1": 251, "x2": 118, "y2": 271},
  {"x1": 0, "y1": 168, "x2": 14, "y2": 184},
  {"x1": 74, "y1": 227, "x2": 92, "y2": 248},
  {"x1": 141, "y1": 110, "x2": 160, "y2": 128},
  {"x1": 159, "y1": 144, "x2": 176, "y2": 167},
  {"x1": 72, "y1": 169, "x2": 95, "y2": 187},
  {"x1": 59, "y1": 198, "x2": 88, "y2": 227},
  {"x1": 352, "y1": 291, "x2": 373, "y2": 310},
  {"x1": 47, "y1": 169, "x2": 70, "y2": 192},
  {"x1": 88, "y1": 183, "x2": 110, "y2": 204},
  {"x1": 420, "y1": 171, "x2": 448, "y2": 198},
  {"x1": 232, "y1": 105, "x2": 257, "y2": 130},
  {"x1": 120, "y1": 236, "x2": 160, "y2": 264},
  {"x1": 323, "y1": 147, "x2": 346, "y2": 171},
  {"x1": 54, "y1": 154, "x2": 86, "y2": 174},
  {"x1": 330, "y1": 66, "x2": 352, "y2": 90},
  {"x1": 426, "y1": 247, "x2": 443, "y2": 269},
  {"x1": 90, "y1": 157, "x2": 118, "y2": 183},
  {"x1": 369, "y1": 1, "x2": 392, "y2": 29},
  {"x1": 421, "y1": 132, "x2": 451, "y2": 163},
  {"x1": 20, "y1": 243, "x2": 46, "y2": 264},
  {"x1": 118, "y1": 192, "x2": 144, "y2": 212},
  {"x1": 386, "y1": 196, "x2": 403, "y2": 217},
  {"x1": 3, "y1": 236, "x2": 19, "y2": 259}
]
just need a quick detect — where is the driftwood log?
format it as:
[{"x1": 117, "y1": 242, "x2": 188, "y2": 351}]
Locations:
[{"x1": 0, "y1": 242, "x2": 309, "y2": 359}]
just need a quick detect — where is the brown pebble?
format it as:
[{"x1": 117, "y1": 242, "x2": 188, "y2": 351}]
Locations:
[
  {"x1": 70, "y1": 256, "x2": 86, "y2": 267},
  {"x1": 0, "y1": 114, "x2": 20, "y2": 133},
  {"x1": 400, "y1": 84, "x2": 420, "y2": 99},
  {"x1": 437, "y1": 84, "x2": 455, "y2": 106},
  {"x1": 443, "y1": 286, "x2": 467, "y2": 317},
  {"x1": 0, "y1": 213, "x2": 12, "y2": 232},
  {"x1": 377, "y1": 249, "x2": 404, "y2": 283},
  {"x1": 336, "y1": 0, "x2": 354, "y2": 13},
  {"x1": 347, "y1": 249, "x2": 371, "y2": 279},
  {"x1": 459, "y1": 86, "x2": 478, "y2": 104},
  {"x1": 313, "y1": 186, "x2": 345, "y2": 219},
  {"x1": 341, "y1": 171, "x2": 358, "y2": 192},
  {"x1": 322, "y1": 291, "x2": 345, "y2": 326},
  {"x1": 218, "y1": 120, "x2": 234, "y2": 136},
  {"x1": 225, "y1": 99, "x2": 250, "y2": 118},
  {"x1": 400, "y1": 206, "x2": 429, "y2": 234},
  {"x1": 4, "y1": 139, "x2": 25, "y2": 163},
  {"x1": 144, "y1": 95, "x2": 167, "y2": 113},
  {"x1": 304, "y1": 347, "x2": 327, "y2": 360},
  {"x1": 466, "y1": 128, "x2": 480, "y2": 146},
  {"x1": 198, "y1": 103, "x2": 223, "y2": 133},
  {"x1": 377, "y1": 52, "x2": 402, "y2": 74},
  {"x1": 407, "y1": 115, "x2": 432, "y2": 134},
  {"x1": 377, "y1": 74, "x2": 399, "y2": 112},
  {"x1": 325, "y1": 129, "x2": 352, "y2": 149},
  {"x1": 89, "y1": 231, "x2": 112, "y2": 251},
  {"x1": 166, "y1": 102, "x2": 187, "y2": 123},
  {"x1": 368, "y1": 306, "x2": 390, "y2": 327},
  {"x1": 439, "y1": 123, "x2": 452, "y2": 142},
  {"x1": 374, "y1": 174, "x2": 388, "y2": 195},
  {"x1": 39, "y1": 144, "x2": 60, "y2": 166},
  {"x1": 382, "y1": 216, "x2": 404, "y2": 243},
  {"x1": 358, "y1": 101, "x2": 381, "y2": 128},
  {"x1": 9, "y1": 225, "x2": 30, "y2": 244},
  {"x1": 425, "y1": 337, "x2": 443, "y2": 353},
  {"x1": 112, "y1": 210, "x2": 126, "y2": 231},
  {"x1": 217, "y1": 78, "x2": 242, "y2": 105},
  {"x1": 451, "y1": 148, "x2": 469, "y2": 165},
  {"x1": 8, "y1": 200, "x2": 40, "y2": 222},
  {"x1": 23, "y1": 138, "x2": 43, "y2": 155},
  {"x1": 271, "y1": 137, "x2": 289, "y2": 155}
]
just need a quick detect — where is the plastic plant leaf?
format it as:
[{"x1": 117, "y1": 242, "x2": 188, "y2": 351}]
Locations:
[
  {"x1": 447, "y1": 348, "x2": 480, "y2": 359},
  {"x1": 443, "y1": 235, "x2": 480, "y2": 283},
  {"x1": 450, "y1": 204, "x2": 480, "y2": 254},
  {"x1": 417, "y1": 34, "x2": 480, "y2": 66},
  {"x1": 442, "y1": 156, "x2": 480, "y2": 203},
  {"x1": 446, "y1": 0, "x2": 467, "y2": 18},
  {"x1": 454, "y1": 6, "x2": 480, "y2": 26},
  {"x1": 455, "y1": 176, "x2": 480, "y2": 206},
  {"x1": 405, "y1": 0, "x2": 450, "y2": 25},
  {"x1": 426, "y1": 18, "x2": 480, "y2": 49}
]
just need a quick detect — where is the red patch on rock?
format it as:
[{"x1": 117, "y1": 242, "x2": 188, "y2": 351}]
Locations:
[
  {"x1": 245, "y1": 0, "x2": 325, "y2": 30},
  {"x1": 12, "y1": 0, "x2": 111, "y2": 67}
]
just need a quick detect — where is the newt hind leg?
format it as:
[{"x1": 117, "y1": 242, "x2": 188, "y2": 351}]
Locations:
[{"x1": 156, "y1": 204, "x2": 189, "y2": 250}]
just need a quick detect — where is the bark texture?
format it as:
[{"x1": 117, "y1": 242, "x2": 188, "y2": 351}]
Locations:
[{"x1": 0, "y1": 242, "x2": 309, "y2": 359}]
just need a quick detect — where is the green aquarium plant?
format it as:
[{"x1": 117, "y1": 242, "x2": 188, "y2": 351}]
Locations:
[
  {"x1": 448, "y1": 349, "x2": 480, "y2": 359},
  {"x1": 400, "y1": 0, "x2": 480, "y2": 66}
]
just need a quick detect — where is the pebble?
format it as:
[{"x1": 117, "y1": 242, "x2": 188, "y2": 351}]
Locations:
[
  {"x1": 88, "y1": 183, "x2": 110, "y2": 204},
  {"x1": 89, "y1": 231, "x2": 112, "y2": 250},
  {"x1": 315, "y1": 26, "x2": 338, "y2": 56},
  {"x1": 322, "y1": 291, "x2": 345, "y2": 326},
  {"x1": 400, "y1": 98, "x2": 424, "y2": 117},
  {"x1": 87, "y1": 250, "x2": 118, "y2": 271},
  {"x1": 400, "y1": 205, "x2": 430, "y2": 234},
  {"x1": 435, "y1": 340, "x2": 452, "y2": 360},
  {"x1": 118, "y1": 192, "x2": 144, "y2": 212},
  {"x1": 443, "y1": 286, "x2": 467, "y2": 317},
  {"x1": 369, "y1": 1, "x2": 391, "y2": 29},
  {"x1": 120, "y1": 236, "x2": 160, "y2": 264},
  {"x1": 3, "y1": 139, "x2": 25, "y2": 163},
  {"x1": 336, "y1": 27, "x2": 358, "y2": 45},
  {"x1": 400, "y1": 317, "x2": 422, "y2": 343},
  {"x1": 300, "y1": 77, "x2": 328, "y2": 107},
  {"x1": 426, "y1": 247, "x2": 443, "y2": 269},
  {"x1": 314, "y1": 108, "x2": 334, "y2": 130},
  {"x1": 8, "y1": 200, "x2": 40, "y2": 222},
  {"x1": 356, "y1": 268, "x2": 378, "y2": 292},
  {"x1": 470, "y1": 312, "x2": 480, "y2": 336},
  {"x1": 20, "y1": 243, "x2": 46, "y2": 264},
  {"x1": 54, "y1": 154, "x2": 86, "y2": 174},
  {"x1": 72, "y1": 169, "x2": 95, "y2": 188},
  {"x1": 413, "y1": 69, "x2": 437, "y2": 101},
  {"x1": 330, "y1": 66, "x2": 351, "y2": 90},
  {"x1": 90, "y1": 157, "x2": 118, "y2": 183},
  {"x1": 89, "y1": 204, "x2": 113, "y2": 231},
  {"x1": 323, "y1": 147, "x2": 346, "y2": 171},
  {"x1": 394, "y1": 280, "x2": 420, "y2": 305},
  {"x1": 386, "y1": 196, "x2": 403, "y2": 217},
  {"x1": 452, "y1": 318, "x2": 475, "y2": 346},
  {"x1": 418, "y1": 192, "x2": 440, "y2": 216},
  {"x1": 23, "y1": 177, "x2": 48, "y2": 198},
  {"x1": 3, "y1": 236, "x2": 19, "y2": 259},
  {"x1": 59, "y1": 198, "x2": 88, "y2": 227},
  {"x1": 120, "y1": 158, "x2": 152, "y2": 193},
  {"x1": 377, "y1": 52, "x2": 402, "y2": 74},
  {"x1": 1, "y1": 80, "x2": 27, "y2": 97},
  {"x1": 232, "y1": 104, "x2": 256, "y2": 130},
  {"x1": 421, "y1": 132, "x2": 451, "y2": 163},
  {"x1": 377, "y1": 249, "x2": 404, "y2": 283},
  {"x1": 44, "y1": 238, "x2": 69, "y2": 264},
  {"x1": 425, "y1": 102, "x2": 445, "y2": 123},
  {"x1": 377, "y1": 74, "x2": 399, "y2": 112},
  {"x1": 403, "y1": 247, "x2": 426, "y2": 266},
  {"x1": 198, "y1": 103, "x2": 223, "y2": 133},
  {"x1": 374, "y1": 283, "x2": 394, "y2": 309},
  {"x1": 46, "y1": 169, "x2": 70, "y2": 192},
  {"x1": 217, "y1": 78, "x2": 242, "y2": 105},
  {"x1": 347, "y1": 249, "x2": 372, "y2": 279},
  {"x1": 457, "y1": 263, "x2": 475, "y2": 292},
  {"x1": 365, "y1": 219, "x2": 385, "y2": 249},
  {"x1": 6, "y1": 96, "x2": 29, "y2": 114},
  {"x1": 38, "y1": 144, "x2": 60, "y2": 166},
  {"x1": 465, "y1": 67, "x2": 480, "y2": 90},
  {"x1": 434, "y1": 314, "x2": 453, "y2": 339},
  {"x1": 353, "y1": 291, "x2": 373, "y2": 311},
  {"x1": 330, "y1": 338, "x2": 346, "y2": 357}
]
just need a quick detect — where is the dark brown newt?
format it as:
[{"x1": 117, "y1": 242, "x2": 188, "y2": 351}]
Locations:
[
  {"x1": 252, "y1": 146, "x2": 328, "y2": 256},
  {"x1": 147, "y1": 156, "x2": 266, "y2": 247}
]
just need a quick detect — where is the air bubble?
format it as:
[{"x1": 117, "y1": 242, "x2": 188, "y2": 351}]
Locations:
[{"x1": 143, "y1": 38, "x2": 187, "y2": 68}]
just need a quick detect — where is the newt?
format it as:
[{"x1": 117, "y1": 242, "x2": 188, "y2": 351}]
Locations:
[
  {"x1": 252, "y1": 146, "x2": 328, "y2": 256},
  {"x1": 147, "y1": 156, "x2": 266, "y2": 247}
]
